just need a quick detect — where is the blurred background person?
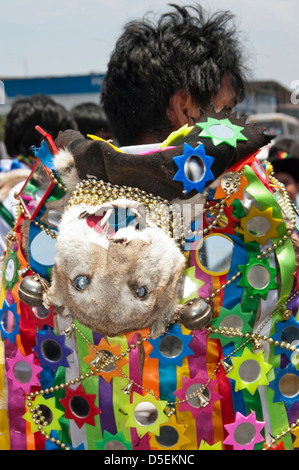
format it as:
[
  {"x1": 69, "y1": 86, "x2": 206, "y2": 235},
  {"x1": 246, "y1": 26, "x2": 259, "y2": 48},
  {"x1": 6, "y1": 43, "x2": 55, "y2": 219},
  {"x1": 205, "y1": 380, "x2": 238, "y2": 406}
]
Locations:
[{"x1": 71, "y1": 102, "x2": 113, "y2": 141}]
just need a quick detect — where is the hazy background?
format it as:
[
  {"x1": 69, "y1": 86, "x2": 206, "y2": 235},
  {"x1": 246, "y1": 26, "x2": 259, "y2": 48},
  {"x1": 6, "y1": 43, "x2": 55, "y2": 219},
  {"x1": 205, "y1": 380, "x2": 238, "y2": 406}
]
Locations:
[{"x1": 1, "y1": 0, "x2": 298, "y2": 89}]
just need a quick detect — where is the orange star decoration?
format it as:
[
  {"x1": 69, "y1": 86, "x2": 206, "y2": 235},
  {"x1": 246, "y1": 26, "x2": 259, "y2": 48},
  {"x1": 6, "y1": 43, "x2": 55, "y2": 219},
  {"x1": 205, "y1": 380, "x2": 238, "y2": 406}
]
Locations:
[
  {"x1": 84, "y1": 338, "x2": 128, "y2": 383},
  {"x1": 149, "y1": 415, "x2": 190, "y2": 450},
  {"x1": 214, "y1": 171, "x2": 248, "y2": 206},
  {"x1": 236, "y1": 205, "x2": 282, "y2": 246}
]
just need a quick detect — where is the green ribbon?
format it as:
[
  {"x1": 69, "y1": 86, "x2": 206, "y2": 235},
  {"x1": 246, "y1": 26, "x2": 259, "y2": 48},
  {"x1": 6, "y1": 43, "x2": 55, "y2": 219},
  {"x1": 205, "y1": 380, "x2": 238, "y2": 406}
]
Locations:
[
  {"x1": 0, "y1": 203, "x2": 15, "y2": 228},
  {"x1": 243, "y1": 166, "x2": 295, "y2": 305}
]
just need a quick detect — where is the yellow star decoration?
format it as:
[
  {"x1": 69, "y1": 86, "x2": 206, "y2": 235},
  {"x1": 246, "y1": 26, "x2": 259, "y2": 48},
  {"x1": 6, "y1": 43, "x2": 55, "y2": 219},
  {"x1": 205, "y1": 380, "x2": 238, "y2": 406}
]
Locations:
[
  {"x1": 291, "y1": 425, "x2": 299, "y2": 448},
  {"x1": 149, "y1": 415, "x2": 190, "y2": 450},
  {"x1": 198, "y1": 440, "x2": 223, "y2": 450},
  {"x1": 124, "y1": 393, "x2": 169, "y2": 438},
  {"x1": 227, "y1": 347, "x2": 273, "y2": 395},
  {"x1": 178, "y1": 266, "x2": 205, "y2": 304},
  {"x1": 236, "y1": 205, "x2": 282, "y2": 245},
  {"x1": 87, "y1": 134, "x2": 124, "y2": 153},
  {"x1": 161, "y1": 124, "x2": 193, "y2": 147},
  {"x1": 23, "y1": 395, "x2": 64, "y2": 434}
]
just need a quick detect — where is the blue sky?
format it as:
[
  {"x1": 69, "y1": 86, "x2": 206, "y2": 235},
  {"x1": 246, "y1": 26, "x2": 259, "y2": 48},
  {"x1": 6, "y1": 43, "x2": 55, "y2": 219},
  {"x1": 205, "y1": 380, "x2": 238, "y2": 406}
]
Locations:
[{"x1": 1, "y1": 0, "x2": 298, "y2": 89}]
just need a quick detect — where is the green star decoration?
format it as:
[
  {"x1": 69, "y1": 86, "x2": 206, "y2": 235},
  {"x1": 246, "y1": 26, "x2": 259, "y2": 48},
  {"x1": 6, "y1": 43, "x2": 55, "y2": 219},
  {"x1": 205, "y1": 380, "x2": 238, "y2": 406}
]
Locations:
[
  {"x1": 238, "y1": 258, "x2": 277, "y2": 300},
  {"x1": 96, "y1": 431, "x2": 132, "y2": 450},
  {"x1": 124, "y1": 393, "x2": 169, "y2": 438},
  {"x1": 210, "y1": 304, "x2": 252, "y2": 347},
  {"x1": 196, "y1": 117, "x2": 247, "y2": 147},
  {"x1": 178, "y1": 266, "x2": 205, "y2": 304},
  {"x1": 4, "y1": 249, "x2": 20, "y2": 290}
]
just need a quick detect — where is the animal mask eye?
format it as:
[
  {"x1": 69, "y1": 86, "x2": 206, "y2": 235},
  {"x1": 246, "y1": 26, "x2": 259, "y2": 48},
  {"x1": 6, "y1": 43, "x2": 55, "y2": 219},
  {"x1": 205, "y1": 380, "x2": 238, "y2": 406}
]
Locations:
[
  {"x1": 74, "y1": 275, "x2": 89, "y2": 291},
  {"x1": 135, "y1": 286, "x2": 148, "y2": 298}
]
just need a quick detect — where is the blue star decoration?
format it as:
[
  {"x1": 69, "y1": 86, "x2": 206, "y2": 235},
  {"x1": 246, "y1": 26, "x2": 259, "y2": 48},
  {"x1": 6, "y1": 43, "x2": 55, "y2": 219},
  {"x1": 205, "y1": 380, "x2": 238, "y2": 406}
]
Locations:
[
  {"x1": 149, "y1": 324, "x2": 194, "y2": 368},
  {"x1": 173, "y1": 143, "x2": 214, "y2": 194},
  {"x1": 0, "y1": 300, "x2": 19, "y2": 343},
  {"x1": 272, "y1": 316, "x2": 299, "y2": 361},
  {"x1": 33, "y1": 327, "x2": 73, "y2": 372},
  {"x1": 269, "y1": 363, "x2": 299, "y2": 408}
]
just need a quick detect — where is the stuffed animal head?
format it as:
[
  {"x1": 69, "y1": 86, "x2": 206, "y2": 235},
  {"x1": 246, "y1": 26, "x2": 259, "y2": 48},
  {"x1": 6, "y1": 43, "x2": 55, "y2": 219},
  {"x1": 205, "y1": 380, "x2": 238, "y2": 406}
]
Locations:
[{"x1": 43, "y1": 201, "x2": 186, "y2": 338}]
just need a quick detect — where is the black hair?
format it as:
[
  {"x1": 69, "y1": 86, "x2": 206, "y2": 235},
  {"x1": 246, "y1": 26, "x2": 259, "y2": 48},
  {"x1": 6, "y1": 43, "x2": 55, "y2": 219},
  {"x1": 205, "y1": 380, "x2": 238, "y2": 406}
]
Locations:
[
  {"x1": 4, "y1": 94, "x2": 77, "y2": 157},
  {"x1": 268, "y1": 138, "x2": 299, "y2": 182},
  {"x1": 101, "y1": 3, "x2": 247, "y2": 146},
  {"x1": 70, "y1": 102, "x2": 112, "y2": 138}
]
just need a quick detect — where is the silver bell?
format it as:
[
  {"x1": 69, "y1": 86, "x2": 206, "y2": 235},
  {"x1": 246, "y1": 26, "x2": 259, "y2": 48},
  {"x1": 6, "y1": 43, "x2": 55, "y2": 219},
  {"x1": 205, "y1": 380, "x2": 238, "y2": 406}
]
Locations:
[
  {"x1": 179, "y1": 298, "x2": 212, "y2": 330},
  {"x1": 18, "y1": 275, "x2": 49, "y2": 307}
]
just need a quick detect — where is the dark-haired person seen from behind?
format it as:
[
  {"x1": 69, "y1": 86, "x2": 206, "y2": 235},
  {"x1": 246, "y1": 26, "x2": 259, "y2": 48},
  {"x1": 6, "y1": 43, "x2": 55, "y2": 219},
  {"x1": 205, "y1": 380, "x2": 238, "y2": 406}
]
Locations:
[
  {"x1": 101, "y1": 3, "x2": 247, "y2": 147},
  {"x1": 71, "y1": 102, "x2": 114, "y2": 141}
]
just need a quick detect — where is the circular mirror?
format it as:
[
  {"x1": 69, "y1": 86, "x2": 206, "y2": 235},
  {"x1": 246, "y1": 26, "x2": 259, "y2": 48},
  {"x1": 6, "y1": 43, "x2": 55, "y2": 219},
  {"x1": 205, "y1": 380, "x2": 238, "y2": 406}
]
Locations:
[
  {"x1": 156, "y1": 426, "x2": 179, "y2": 448},
  {"x1": 246, "y1": 217, "x2": 271, "y2": 238},
  {"x1": 196, "y1": 234, "x2": 234, "y2": 275},
  {"x1": 234, "y1": 422, "x2": 256, "y2": 445},
  {"x1": 41, "y1": 339, "x2": 63, "y2": 363},
  {"x1": 134, "y1": 402, "x2": 158, "y2": 426},
  {"x1": 184, "y1": 155, "x2": 205, "y2": 182},
  {"x1": 220, "y1": 315, "x2": 244, "y2": 332},
  {"x1": 13, "y1": 361, "x2": 33, "y2": 384},
  {"x1": 279, "y1": 373, "x2": 299, "y2": 398},
  {"x1": 32, "y1": 305, "x2": 51, "y2": 320},
  {"x1": 30, "y1": 230, "x2": 57, "y2": 267},
  {"x1": 281, "y1": 327, "x2": 299, "y2": 346},
  {"x1": 247, "y1": 265, "x2": 270, "y2": 290},
  {"x1": 159, "y1": 336, "x2": 183, "y2": 358},
  {"x1": 5, "y1": 259, "x2": 15, "y2": 282},
  {"x1": 39, "y1": 405, "x2": 53, "y2": 425},
  {"x1": 209, "y1": 124, "x2": 235, "y2": 139},
  {"x1": 238, "y1": 360, "x2": 261, "y2": 383},
  {"x1": 104, "y1": 441, "x2": 128, "y2": 451},
  {"x1": 186, "y1": 384, "x2": 210, "y2": 408},
  {"x1": 1, "y1": 310, "x2": 16, "y2": 333},
  {"x1": 70, "y1": 395, "x2": 90, "y2": 418}
]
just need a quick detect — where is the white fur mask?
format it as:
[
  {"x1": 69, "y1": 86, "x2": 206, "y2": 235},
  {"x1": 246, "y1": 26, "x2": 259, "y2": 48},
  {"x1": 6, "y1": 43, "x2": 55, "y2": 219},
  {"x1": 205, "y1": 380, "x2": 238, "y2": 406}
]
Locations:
[{"x1": 43, "y1": 201, "x2": 186, "y2": 338}]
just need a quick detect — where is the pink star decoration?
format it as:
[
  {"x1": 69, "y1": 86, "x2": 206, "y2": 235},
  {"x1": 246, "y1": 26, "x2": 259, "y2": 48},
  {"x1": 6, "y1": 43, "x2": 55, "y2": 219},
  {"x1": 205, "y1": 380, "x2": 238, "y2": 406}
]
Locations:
[
  {"x1": 223, "y1": 411, "x2": 265, "y2": 450},
  {"x1": 174, "y1": 370, "x2": 221, "y2": 419},
  {"x1": 6, "y1": 349, "x2": 43, "y2": 394}
]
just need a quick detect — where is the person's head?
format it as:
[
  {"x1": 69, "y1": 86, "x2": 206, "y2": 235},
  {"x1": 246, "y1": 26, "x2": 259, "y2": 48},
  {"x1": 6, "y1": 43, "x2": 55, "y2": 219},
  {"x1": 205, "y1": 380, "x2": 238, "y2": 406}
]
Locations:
[
  {"x1": 268, "y1": 138, "x2": 299, "y2": 203},
  {"x1": 4, "y1": 94, "x2": 77, "y2": 158},
  {"x1": 71, "y1": 102, "x2": 113, "y2": 140},
  {"x1": 101, "y1": 3, "x2": 246, "y2": 146}
]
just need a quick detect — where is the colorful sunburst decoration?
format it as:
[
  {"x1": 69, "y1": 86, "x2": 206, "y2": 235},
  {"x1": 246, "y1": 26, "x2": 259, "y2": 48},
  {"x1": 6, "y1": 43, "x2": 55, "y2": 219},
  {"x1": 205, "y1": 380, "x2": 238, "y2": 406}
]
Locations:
[
  {"x1": 178, "y1": 266, "x2": 205, "y2": 304},
  {"x1": 227, "y1": 347, "x2": 272, "y2": 395},
  {"x1": 33, "y1": 327, "x2": 73, "y2": 372},
  {"x1": 272, "y1": 315, "x2": 299, "y2": 361},
  {"x1": 223, "y1": 411, "x2": 265, "y2": 450},
  {"x1": 214, "y1": 170, "x2": 248, "y2": 207},
  {"x1": 197, "y1": 117, "x2": 247, "y2": 147},
  {"x1": 210, "y1": 304, "x2": 252, "y2": 347},
  {"x1": 83, "y1": 337, "x2": 128, "y2": 383},
  {"x1": 4, "y1": 249, "x2": 20, "y2": 291},
  {"x1": 0, "y1": 300, "x2": 19, "y2": 343},
  {"x1": 269, "y1": 363, "x2": 299, "y2": 408},
  {"x1": 238, "y1": 258, "x2": 277, "y2": 300},
  {"x1": 236, "y1": 205, "x2": 282, "y2": 245},
  {"x1": 6, "y1": 350, "x2": 43, "y2": 394},
  {"x1": 124, "y1": 393, "x2": 169, "y2": 438},
  {"x1": 149, "y1": 323, "x2": 194, "y2": 368},
  {"x1": 174, "y1": 370, "x2": 221, "y2": 419},
  {"x1": 149, "y1": 415, "x2": 190, "y2": 450},
  {"x1": 96, "y1": 430, "x2": 132, "y2": 450},
  {"x1": 23, "y1": 395, "x2": 64, "y2": 434},
  {"x1": 60, "y1": 383, "x2": 101, "y2": 428},
  {"x1": 173, "y1": 143, "x2": 214, "y2": 194}
]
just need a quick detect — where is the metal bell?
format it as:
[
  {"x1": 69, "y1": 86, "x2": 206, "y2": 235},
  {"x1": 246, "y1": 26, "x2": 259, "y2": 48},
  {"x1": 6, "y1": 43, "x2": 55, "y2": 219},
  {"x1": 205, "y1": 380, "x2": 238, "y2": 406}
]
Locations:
[
  {"x1": 18, "y1": 275, "x2": 49, "y2": 307},
  {"x1": 179, "y1": 298, "x2": 212, "y2": 330}
]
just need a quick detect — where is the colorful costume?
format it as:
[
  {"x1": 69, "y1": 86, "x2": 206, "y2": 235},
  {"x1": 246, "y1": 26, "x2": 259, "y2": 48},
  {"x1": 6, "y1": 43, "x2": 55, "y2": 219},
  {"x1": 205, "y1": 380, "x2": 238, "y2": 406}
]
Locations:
[{"x1": 1, "y1": 113, "x2": 299, "y2": 451}]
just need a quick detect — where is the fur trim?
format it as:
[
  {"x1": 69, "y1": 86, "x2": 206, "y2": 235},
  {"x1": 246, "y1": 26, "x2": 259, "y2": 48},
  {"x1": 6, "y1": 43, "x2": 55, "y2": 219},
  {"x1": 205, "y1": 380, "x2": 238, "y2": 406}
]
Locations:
[{"x1": 53, "y1": 148, "x2": 80, "y2": 192}]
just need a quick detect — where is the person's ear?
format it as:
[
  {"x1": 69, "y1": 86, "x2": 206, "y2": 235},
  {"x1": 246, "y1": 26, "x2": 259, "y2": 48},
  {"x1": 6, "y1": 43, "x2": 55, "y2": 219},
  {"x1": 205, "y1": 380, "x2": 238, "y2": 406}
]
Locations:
[{"x1": 166, "y1": 89, "x2": 200, "y2": 129}]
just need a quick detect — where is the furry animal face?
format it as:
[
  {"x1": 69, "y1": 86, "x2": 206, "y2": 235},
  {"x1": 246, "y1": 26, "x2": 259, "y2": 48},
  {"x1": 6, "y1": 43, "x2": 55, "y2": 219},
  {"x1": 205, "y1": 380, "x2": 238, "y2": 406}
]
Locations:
[{"x1": 44, "y1": 202, "x2": 186, "y2": 338}]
